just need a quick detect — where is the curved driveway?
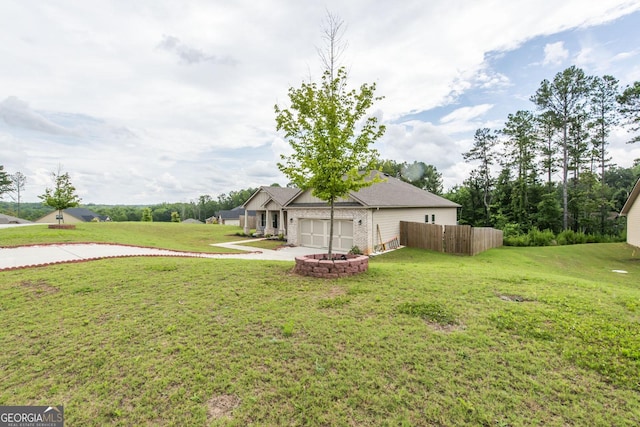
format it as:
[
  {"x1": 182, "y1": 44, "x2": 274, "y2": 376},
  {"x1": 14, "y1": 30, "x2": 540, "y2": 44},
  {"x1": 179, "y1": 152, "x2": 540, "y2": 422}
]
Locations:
[{"x1": 0, "y1": 240, "x2": 326, "y2": 271}]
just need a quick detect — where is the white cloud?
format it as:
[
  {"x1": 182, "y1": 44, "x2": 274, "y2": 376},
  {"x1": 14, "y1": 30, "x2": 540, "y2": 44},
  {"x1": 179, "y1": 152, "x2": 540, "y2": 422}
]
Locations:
[
  {"x1": 543, "y1": 41, "x2": 569, "y2": 66},
  {"x1": 1, "y1": 0, "x2": 639, "y2": 204},
  {"x1": 377, "y1": 120, "x2": 470, "y2": 190},
  {"x1": 441, "y1": 104, "x2": 494, "y2": 125},
  {"x1": 437, "y1": 104, "x2": 495, "y2": 134},
  {"x1": 157, "y1": 35, "x2": 238, "y2": 65},
  {"x1": 0, "y1": 97, "x2": 76, "y2": 136}
]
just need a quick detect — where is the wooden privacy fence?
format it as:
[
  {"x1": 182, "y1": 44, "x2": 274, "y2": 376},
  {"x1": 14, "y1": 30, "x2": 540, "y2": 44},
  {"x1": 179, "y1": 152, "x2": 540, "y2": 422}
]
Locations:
[{"x1": 399, "y1": 222, "x2": 503, "y2": 256}]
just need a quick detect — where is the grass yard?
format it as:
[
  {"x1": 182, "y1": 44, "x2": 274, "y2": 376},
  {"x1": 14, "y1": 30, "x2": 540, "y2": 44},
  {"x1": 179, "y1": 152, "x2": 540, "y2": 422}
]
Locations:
[
  {"x1": 0, "y1": 222, "x2": 249, "y2": 253},
  {"x1": 0, "y1": 227, "x2": 639, "y2": 425}
]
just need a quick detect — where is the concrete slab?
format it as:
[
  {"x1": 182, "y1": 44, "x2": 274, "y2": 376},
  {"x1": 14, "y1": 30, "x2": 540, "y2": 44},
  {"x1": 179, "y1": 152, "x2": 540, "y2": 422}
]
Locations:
[{"x1": 0, "y1": 240, "x2": 342, "y2": 271}]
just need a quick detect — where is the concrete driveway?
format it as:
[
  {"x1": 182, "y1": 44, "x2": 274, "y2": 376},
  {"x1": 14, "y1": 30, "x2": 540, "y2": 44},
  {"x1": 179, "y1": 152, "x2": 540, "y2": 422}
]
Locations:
[{"x1": 0, "y1": 239, "x2": 333, "y2": 271}]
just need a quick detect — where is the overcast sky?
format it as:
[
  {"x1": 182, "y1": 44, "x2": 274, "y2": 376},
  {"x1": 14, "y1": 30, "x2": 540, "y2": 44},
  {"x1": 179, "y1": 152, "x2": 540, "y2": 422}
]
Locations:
[{"x1": 2, "y1": 1, "x2": 640, "y2": 205}]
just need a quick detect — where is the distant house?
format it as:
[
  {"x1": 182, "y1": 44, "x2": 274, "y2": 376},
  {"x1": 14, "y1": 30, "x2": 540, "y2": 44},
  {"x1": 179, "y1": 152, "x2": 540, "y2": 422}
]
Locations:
[
  {"x1": 243, "y1": 173, "x2": 460, "y2": 254},
  {"x1": 217, "y1": 206, "x2": 256, "y2": 227},
  {"x1": 35, "y1": 208, "x2": 108, "y2": 224},
  {"x1": 0, "y1": 213, "x2": 31, "y2": 224},
  {"x1": 621, "y1": 178, "x2": 640, "y2": 248}
]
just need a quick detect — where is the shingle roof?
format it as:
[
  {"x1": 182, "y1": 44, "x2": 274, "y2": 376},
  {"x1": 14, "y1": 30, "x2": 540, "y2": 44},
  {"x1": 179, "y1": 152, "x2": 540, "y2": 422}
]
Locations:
[
  {"x1": 218, "y1": 208, "x2": 256, "y2": 219},
  {"x1": 0, "y1": 213, "x2": 32, "y2": 224},
  {"x1": 260, "y1": 186, "x2": 300, "y2": 206},
  {"x1": 247, "y1": 173, "x2": 460, "y2": 209},
  {"x1": 349, "y1": 172, "x2": 460, "y2": 208},
  {"x1": 62, "y1": 208, "x2": 103, "y2": 222},
  {"x1": 286, "y1": 172, "x2": 460, "y2": 208},
  {"x1": 243, "y1": 186, "x2": 300, "y2": 208}
]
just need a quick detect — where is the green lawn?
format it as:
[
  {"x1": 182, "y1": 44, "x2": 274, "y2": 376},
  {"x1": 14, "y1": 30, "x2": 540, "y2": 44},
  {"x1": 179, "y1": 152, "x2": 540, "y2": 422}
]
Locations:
[
  {"x1": 0, "y1": 222, "x2": 249, "y2": 253},
  {"x1": 0, "y1": 226, "x2": 639, "y2": 426}
]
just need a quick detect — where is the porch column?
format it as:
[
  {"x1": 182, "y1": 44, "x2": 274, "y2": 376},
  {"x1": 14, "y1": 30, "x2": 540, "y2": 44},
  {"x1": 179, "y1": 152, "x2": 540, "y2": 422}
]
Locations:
[
  {"x1": 243, "y1": 210, "x2": 249, "y2": 235},
  {"x1": 279, "y1": 208, "x2": 285, "y2": 236},
  {"x1": 265, "y1": 208, "x2": 270, "y2": 235}
]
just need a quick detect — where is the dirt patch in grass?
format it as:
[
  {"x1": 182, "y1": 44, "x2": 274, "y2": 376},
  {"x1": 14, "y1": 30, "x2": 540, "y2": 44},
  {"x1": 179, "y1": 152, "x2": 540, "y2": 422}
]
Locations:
[
  {"x1": 397, "y1": 302, "x2": 458, "y2": 327},
  {"x1": 497, "y1": 293, "x2": 535, "y2": 302},
  {"x1": 20, "y1": 280, "x2": 59, "y2": 297},
  {"x1": 427, "y1": 321, "x2": 466, "y2": 333},
  {"x1": 327, "y1": 286, "x2": 347, "y2": 298},
  {"x1": 207, "y1": 394, "x2": 240, "y2": 420}
]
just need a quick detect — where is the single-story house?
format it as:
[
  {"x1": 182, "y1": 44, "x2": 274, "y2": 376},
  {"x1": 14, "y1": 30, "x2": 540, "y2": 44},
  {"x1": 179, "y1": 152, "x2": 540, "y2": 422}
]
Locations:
[
  {"x1": 35, "y1": 207, "x2": 109, "y2": 224},
  {"x1": 0, "y1": 213, "x2": 31, "y2": 224},
  {"x1": 217, "y1": 207, "x2": 256, "y2": 226},
  {"x1": 621, "y1": 177, "x2": 640, "y2": 248},
  {"x1": 243, "y1": 172, "x2": 461, "y2": 254}
]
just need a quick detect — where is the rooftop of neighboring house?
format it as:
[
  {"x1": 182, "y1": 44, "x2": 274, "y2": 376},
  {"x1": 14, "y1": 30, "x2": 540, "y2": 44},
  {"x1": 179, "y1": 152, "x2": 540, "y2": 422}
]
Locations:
[{"x1": 0, "y1": 213, "x2": 32, "y2": 224}]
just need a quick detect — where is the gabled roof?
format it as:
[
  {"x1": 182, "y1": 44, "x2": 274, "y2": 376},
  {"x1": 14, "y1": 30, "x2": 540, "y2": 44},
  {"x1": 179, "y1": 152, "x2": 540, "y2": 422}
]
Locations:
[
  {"x1": 350, "y1": 173, "x2": 460, "y2": 208},
  {"x1": 0, "y1": 213, "x2": 31, "y2": 224},
  {"x1": 62, "y1": 208, "x2": 103, "y2": 222},
  {"x1": 243, "y1": 186, "x2": 300, "y2": 209},
  {"x1": 621, "y1": 178, "x2": 640, "y2": 216},
  {"x1": 261, "y1": 186, "x2": 300, "y2": 206},
  {"x1": 218, "y1": 208, "x2": 256, "y2": 219},
  {"x1": 287, "y1": 172, "x2": 460, "y2": 209}
]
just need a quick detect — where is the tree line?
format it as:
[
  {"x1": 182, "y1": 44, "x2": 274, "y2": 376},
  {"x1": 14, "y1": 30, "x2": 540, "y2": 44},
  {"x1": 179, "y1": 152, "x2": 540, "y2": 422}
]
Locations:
[
  {"x1": 0, "y1": 187, "x2": 260, "y2": 222},
  {"x1": 444, "y1": 66, "x2": 640, "y2": 239},
  {"x1": 110, "y1": 188, "x2": 258, "y2": 223},
  {"x1": 1, "y1": 163, "x2": 264, "y2": 222}
]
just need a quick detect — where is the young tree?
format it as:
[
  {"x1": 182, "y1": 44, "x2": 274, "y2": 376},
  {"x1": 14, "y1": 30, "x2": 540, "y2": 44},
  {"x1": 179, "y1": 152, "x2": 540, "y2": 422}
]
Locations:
[
  {"x1": 536, "y1": 191, "x2": 563, "y2": 233},
  {"x1": 10, "y1": 171, "x2": 27, "y2": 217},
  {"x1": 618, "y1": 81, "x2": 640, "y2": 144},
  {"x1": 141, "y1": 207, "x2": 153, "y2": 222},
  {"x1": 456, "y1": 171, "x2": 487, "y2": 226},
  {"x1": 38, "y1": 169, "x2": 82, "y2": 224},
  {"x1": 531, "y1": 66, "x2": 591, "y2": 230},
  {"x1": 275, "y1": 14, "x2": 385, "y2": 257},
  {"x1": 463, "y1": 128, "x2": 498, "y2": 225}
]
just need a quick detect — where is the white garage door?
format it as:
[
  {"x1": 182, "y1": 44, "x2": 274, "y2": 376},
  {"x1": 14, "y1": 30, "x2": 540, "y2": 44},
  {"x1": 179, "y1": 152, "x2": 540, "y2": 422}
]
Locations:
[{"x1": 299, "y1": 219, "x2": 353, "y2": 252}]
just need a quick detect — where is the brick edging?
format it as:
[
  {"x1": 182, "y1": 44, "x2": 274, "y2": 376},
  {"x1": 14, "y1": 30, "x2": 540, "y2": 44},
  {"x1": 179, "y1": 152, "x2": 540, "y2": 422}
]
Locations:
[{"x1": 293, "y1": 254, "x2": 369, "y2": 278}]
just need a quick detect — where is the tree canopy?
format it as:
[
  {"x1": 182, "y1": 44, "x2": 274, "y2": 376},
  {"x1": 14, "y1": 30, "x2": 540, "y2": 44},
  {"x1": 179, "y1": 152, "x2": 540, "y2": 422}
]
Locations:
[
  {"x1": 275, "y1": 66, "x2": 385, "y2": 255},
  {"x1": 276, "y1": 67, "x2": 385, "y2": 197},
  {"x1": 618, "y1": 81, "x2": 640, "y2": 144}
]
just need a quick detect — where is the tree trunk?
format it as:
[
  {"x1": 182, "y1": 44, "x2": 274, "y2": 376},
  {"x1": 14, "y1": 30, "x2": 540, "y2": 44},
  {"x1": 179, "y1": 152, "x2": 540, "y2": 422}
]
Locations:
[
  {"x1": 328, "y1": 197, "x2": 335, "y2": 258},
  {"x1": 562, "y1": 125, "x2": 569, "y2": 231}
]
